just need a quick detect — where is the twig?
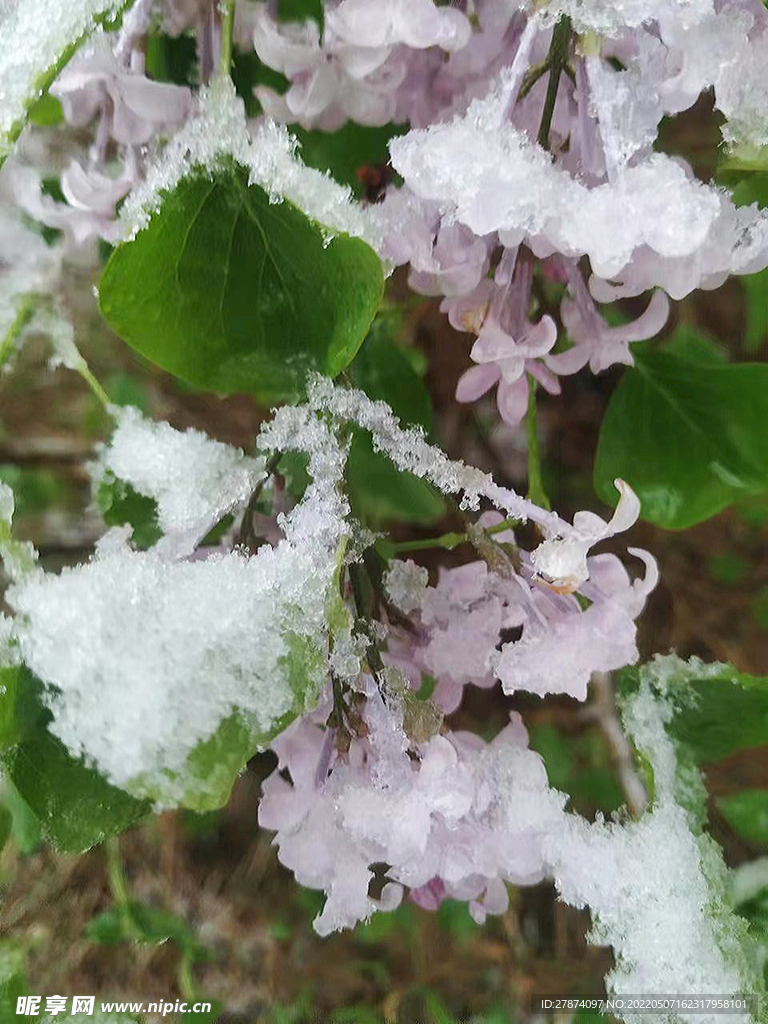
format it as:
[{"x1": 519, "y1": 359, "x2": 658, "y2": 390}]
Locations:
[
  {"x1": 537, "y1": 16, "x2": 572, "y2": 152},
  {"x1": 588, "y1": 671, "x2": 648, "y2": 818}
]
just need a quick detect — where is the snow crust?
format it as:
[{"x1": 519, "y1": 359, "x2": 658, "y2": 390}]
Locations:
[
  {"x1": 0, "y1": 0, "x2": 122, "y2": 159},
  {"x1": 119, "y1": 76, "x2": 386, "y2": 255},
  {"x1": 546, "y1": 656, "x2": 761, "y2": 1020},
  {"x1": 99, "y1": 406, "x2": 265, "y2": 547},
  {"x1": 389, "y1": 80, "x2": 768, "y2": 289},
  {"x1": 8, "y1": 404, "x2": 350, "y2": 806}
]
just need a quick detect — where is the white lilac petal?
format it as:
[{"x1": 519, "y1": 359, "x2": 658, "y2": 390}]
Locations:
[
  {"x1": 327, "y1": 0, "x2": 472, "y2": 53},
  {"x1": 530, "y1": 480, "x2": 640, "y2": 588}
]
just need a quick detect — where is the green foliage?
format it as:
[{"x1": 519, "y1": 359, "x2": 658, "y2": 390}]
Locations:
[
  {"x1": 619, "y1": 660, "x2": 768, "y2": 765},
  {"x1": 95, "y1": 473, "x2": 162, "y2": 550},
  {"x1": 145, "y1": 32, "x2": 198, "y2": 86},
  {"x1": 735, "y1": 885, "x2": 768, "y2": 940},
  {"x1": 277, "y1": 0, "x2": 324, "y2": 28},
  {"x1": 707, "y1": 552, "x2": 750, "y2": 586},
  {"x1": 347, "y1": 326, "x2": 444, "y2": 526},
  {"x1": 594, "y1": 329, "x2": 768, "y2": 529},
  {"x1": 0, "y1": 805, "x2": 12, "y2": 853},
  {"x1": 294, "y1": 122, "x2": 407, "y2": 197},
  {"x1": 346, "y1": 434, "x2": 445, "y2": 526},
  {"x1": 0, "y1": 465, "x2": 72, "y2": 520},
  {"x1": 0, "y1": 780, "x2": 41, "y2": 854},
  {"x1": 718, "y1": 790, "x2": 768, "y2": 848},
  {"x1": 3, "y1": 726, "x2": 150, "y2": 853},
  {"x1": 718, "y1": 144, "x2": 768, "y2": 209},
  {"x1": 528, "y1": 724, "x2": 624, "y2": 815},
  {"x1": 231, "y1": 51, "x2": 289, "y2": 118},
  {"x1": 435, "y1": 899, "x2": 479, "y2": 943},
  {"x1": 135, "y1": 712, "x2": 259, "y2": 812},
  {"x1": 0, "y1": 663, "x2": 45, "y2": 751},
  {"x1": 742, "y1": 269, "x2": 768, "y2": 353},
  {"x1": 181, "y1": 1007, "x2": 222, "y2": 1024},
  {"x1": 99, "y1": 161, "x2": 384, "y2": 404},
  {"x1": 87, "y1": 902, "x2": 207, "y2": 959},
  {"x1": 27, "y1": 93, "x2": 64, "y2": 127},
  {"x1": 752, "y1": 586, "x2": 768, "y2": 631},
  {"x1": 0, "y1": 941, "x2": 28, "y2": 1024}
]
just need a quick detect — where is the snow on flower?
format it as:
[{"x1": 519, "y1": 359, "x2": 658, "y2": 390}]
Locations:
[{"x1": 260, "y1": 677, "x2": 566, "y2": 935}]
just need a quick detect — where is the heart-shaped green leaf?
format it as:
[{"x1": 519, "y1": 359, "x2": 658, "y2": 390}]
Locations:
[
  {"x1": 594, "y1": 332, "x2": 768, "y2": 529},
  {"x1": 99, "y1": 161, "x2": 384, "y2": 404}
]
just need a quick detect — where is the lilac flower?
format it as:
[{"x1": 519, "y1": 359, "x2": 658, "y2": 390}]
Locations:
[
  {"x1": 530, "y1": 479, "x2": 642, "y2": 591},
  {"x1": 260, "y1": 681, "x2": 566, "y2": 935},
  {"x1": 52, "y1": 37, "x2": 192, "y2": 146},
  {"x1": 546, "y1": 262, "x2": 670, "y2": 375},
  {"x1": 496, "y1": 549, "x2": 659, "y2": 701},
  {"x1": 327, "y1": 0, "x2": 471, "y2": 53},
  {"x1": 450, "y1": 252, "x2": 559, "y2": 428},
  {"x1": 13, "y1": 161, "x2": 133, "y2": 244}
]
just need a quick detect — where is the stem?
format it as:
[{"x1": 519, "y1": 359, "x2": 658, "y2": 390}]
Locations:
[
  {"x1": 77, "y1": 362, "x2": 111, "y2": 409},
  {"x1": 383, "y1": 531, "x2": 466, "y2": 556},
  {"x1": 105, "y1": 836, "x2": 130, "y2": 907},
  {"x1": 178, "y1": 954, "x2": 198, "y2": 1003},
  {"x1": 537, "y1": 15, "x2": 571, "y2": 151},
  {"x1": 525, "y1": 376, "x2": 550, "y2": 510},
  {"x1": 0, "y1": 297, "x2": 36, "y2": 371},
  {"x1": 105, "y1": 836, "x2": 142, "y2": 941},
  {"x1": 486, "y1": 516, "x2": 519, "y2": 536},
  {"x1": 517, "y1": 61, "x2": 549, "y2": 102},
  {"x1": 589, "y1": 672, "x2": 648, "y2": 819},
  {"x1": 235, "y1": 449, "x2": 282, "y2": 551},
  {"x1": 219, "y1": 0, "x2": 236, "y2": 77}
]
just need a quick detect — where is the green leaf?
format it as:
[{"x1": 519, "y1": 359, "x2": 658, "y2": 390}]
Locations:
[
  {"x1": 349, "y1": 326, "x2": 432, "y2": 431},
  {"x1": 1, "y1": 780, "x2": 41, "y2": 855},
  {"x1": 277, "y1": 0, "x2": 324, "y2": 28},
  {"x1": 231, "y1": 51, "x2": 289, "y2": 118},
  {"x1": 0, "y1": 663, "x2": 46, "y2": 751},
  {"x1": 529, "y1": 724, "x2": 624, "y2": 816},
  {"x1": 2, "y1": 729, "x2": 150, "y2": 853},
  {"x1": 27, "y1": 94, "x2": 64, "y2": 128},
  {"x1": 145, "y1": 32, "x2": 198, "y2": 86},
  {"x1": 718, "y1": 790, "x2": 768, "y2": 848},
  {"x1": 619, "y1": 659, "x2": 768, "y2": 766},
  {"x1": 718, "y1": 144, "x2": 768, "y2": 209},
  {"x1": 346, "y1": 327, "x2": 444, "y2": 526},
  {"x1": 594, "y1": 333, "x2": 768, "y2": 529},
  {"x1": 181, "y1": 1005, "x2": 222, "y2": 1024},
  {"x1": 0, "y1": 806, "x2": 11, "y2": 854},
  {"x1": 135, "y1": 712, "x2": 259, "y2": 812},
  {"x1": 742, "y1": 268, "x2": 768, "y2": 354},
  {"x1": 95, "y1": 473, "x2": 162, "y2": 550},
  {"x1": 99, "y1": 161, "x2": 383, "y2": 404},
  {"x1": 735, "y1": 885, "x2": 768, "y2": 940},
  {"x1": 0, "y1": 941, "x2": 28, "y2": 1024}
]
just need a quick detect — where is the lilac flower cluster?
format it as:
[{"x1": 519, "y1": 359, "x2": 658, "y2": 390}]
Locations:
[{"x1": 3, "y1": 0, "x2": 766, "y2": 959}]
